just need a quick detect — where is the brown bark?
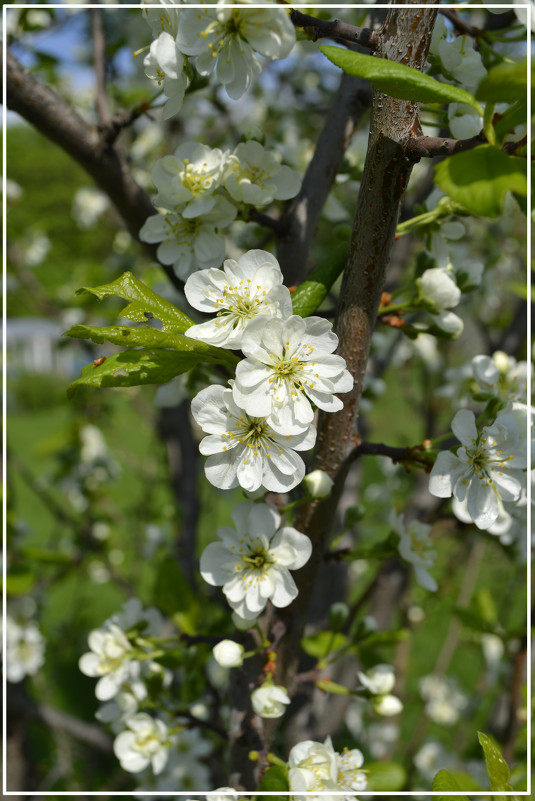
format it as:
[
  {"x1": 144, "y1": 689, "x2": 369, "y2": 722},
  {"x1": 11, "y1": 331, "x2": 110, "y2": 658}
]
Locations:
[{"x1": 229, "y1": 2, "x2": 439, "y2": 789}]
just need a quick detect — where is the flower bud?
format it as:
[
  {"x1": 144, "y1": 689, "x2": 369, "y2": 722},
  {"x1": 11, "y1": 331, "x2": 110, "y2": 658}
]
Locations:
[
  {"x1": 372, "y1": 693, "x2": 403, "y2": 716},
  {"x1": 304, "y1": 469, "x2": 334, "y2": 499},
  {"x1": 212, "y1": 639, "x2": 244, "y2": 668},
  {"x1": 251, "y1": 684, "x2": 291, "y2": 718}
]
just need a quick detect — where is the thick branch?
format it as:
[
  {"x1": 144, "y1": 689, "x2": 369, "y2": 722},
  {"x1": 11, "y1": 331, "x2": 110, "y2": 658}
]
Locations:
[
  {"x1": 289, "y1": 8, "x2": 380, "y2": 51},
  {"x1": 277, "y1": 71, "x2": 372, "y2": 285},
  {"x1": 4, "y1": 47, "x2": 184, "y2": 293},
  {"x1": 256, "y1": 0, "x2": 439, "y2": 769}
]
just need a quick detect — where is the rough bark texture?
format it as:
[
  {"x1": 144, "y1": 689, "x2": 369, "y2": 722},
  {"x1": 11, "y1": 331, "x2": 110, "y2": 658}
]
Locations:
[{"x1": 229, "y1": 3, "x2": 439, "y2": 789}]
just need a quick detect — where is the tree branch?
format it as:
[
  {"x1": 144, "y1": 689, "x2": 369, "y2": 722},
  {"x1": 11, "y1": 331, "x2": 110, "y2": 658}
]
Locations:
[
  {"x1": 251, "y1": 0, "x2": 439, "y2": 775},
  {"x1": 8, "y1": 685, "x2": 113, "y2": 754},
  {"x1": 348, "y1": 439, "x2": 432, "y2": 469},
  {"x1": 405, "y1": 131, "x2": 487, "y2": 160},
  {"x1": 90, "y1": 6, "x2": 111, "y2": 126},
  {"x1": 289, "y1": 8, "x2": 380, "y2": 51},
  {"x1": 4, "y1": 46, "x2": 185, "y2": 294}
]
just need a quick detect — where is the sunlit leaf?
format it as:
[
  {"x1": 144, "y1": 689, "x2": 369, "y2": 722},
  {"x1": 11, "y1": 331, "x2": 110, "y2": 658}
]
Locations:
[
  {"x1": 320, "y1": 46, "x2": 483, "y2": 113},
  {"x1": 434, "y1": 145, "x2": 527, "y2": 218}
]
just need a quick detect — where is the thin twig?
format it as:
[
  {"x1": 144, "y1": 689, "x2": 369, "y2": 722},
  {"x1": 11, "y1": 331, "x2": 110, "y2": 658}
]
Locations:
[
  {"x1": 405, "y1": 131, "x2": 487, "y2": 160},
  {"x1": 289, "y1": 8, "x2": 380, "y2": 51},
  {"x1": 441, "y1": 8, "x2": 489, "y2": 40},
  {"x1": 347, "y1": 440, "x2": 432, "y2": 469}
]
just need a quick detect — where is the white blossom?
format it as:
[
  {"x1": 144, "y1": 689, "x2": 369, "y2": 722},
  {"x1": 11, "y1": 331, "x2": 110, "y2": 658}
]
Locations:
[
  {"x1": 79, "y1": 623, "x2": 139, "y2": 701},
  {"x1": 79, "y1": 599, "x2": 163, "y2": 701},
  {"x1": 419, "y1": 674, "x2": 468, "y2": 726},
  {"x1": 113, "y1": 713, "x2": 171, "y2": 774},
  {"x1": 191, "y1": 384, "x2": 316, "y2": 493},
  {"x1": 224, "y1": 140, "x2": 301, "y2": 206},
  {"x1": 472, "y1": 352, "x2": 528, "y2": 404},
  {"x1": 199, "y1": 501, "x2": 312, "y2": 620},
  {"x1": 448, "y1": 102, "x2": 482, "y2": 140},
  {"x1": 390, "y1": 511, "x2": 438, "y2": 591},
  {"x1": 139, "y1": 196, "x2": 237, "y2": 279},
  {"x1": 144, "y1": 32, "x2": 189, "y2": 119},
  {"x1": 303, "y1": 469, "x2": 334, "y2": 499},
  {"x1": 72, "y1": 187, "x2": 109, "y2": 229},
  {"x1": 176, "y1": 4, "x2": 295, "y2": 100},
  {"x1": 212, "y1": 639, "x2": 244, "y2": 668},
  {"x1": 233, "y1": 315, "x2": 353, "y2": 435},
  {"x1": 4, "y1": 616, "x2": 45, "y2": 683},
  {"x1": 429, "y1": 405, "x2": 527, "y2": 530},
  {"x1": 184, "y1": 249, "x2": 293, "y2": 348},
  {"x1": 357, "y1": 664, "x2": 403, "y2": 717},
  {"x1": 357, "y1": 664, "x2": 396, "y2": 696},
  {"x1": 142, "y1": 0, "x2": 181, "y2": 38},
  {"x1": 152, "y1": 142, "x2": 228, "y2": 217},
  {"x1": 288, "y1": 736, "x2": 367, "y2": 800},
  {"x1": 251, "y1": 683, "x2": 291, "y2": 718},
  {"x1": 372, "y1": 694, "x2": 403, "y2": 716},
  {"x1": 417, "y1": 267, "x2": 461, "y2": 312}
]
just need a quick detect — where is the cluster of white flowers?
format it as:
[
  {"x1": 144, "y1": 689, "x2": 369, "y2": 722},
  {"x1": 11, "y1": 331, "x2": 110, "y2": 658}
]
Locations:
[
  {"x1": 3, "y1": 614, "x2": 46, "y2": 683},
  {"x1": 357, "y1": 663, "x2": 403, "y2": 717},
  {"x1": 140, "y1": 142, "x2": 301, "y2": 279},
  {"x1": 437, "y1": 350, "x2": 529, "y2": 409},
  {"x1": 79, "y1": 598, "x2": 176, "y2": 775},
  {"x1": 419, "y1": 673, "x2": 468, "y2": 726},
  {"x1": 429, "y1": 403, "x2": 528, "y2": 530},
  {"x1": 389, "y1": 511, "x2": 438, "y2": 592},
  {"x1": 187, "y1": 249, "x2": 352, "y2": 495},
  {"x1": 287, "y1": 736, "x2": 367, "y2": 799},
  {"x1": 142, "y1": 0, "x2": 296, "y2": 114}
]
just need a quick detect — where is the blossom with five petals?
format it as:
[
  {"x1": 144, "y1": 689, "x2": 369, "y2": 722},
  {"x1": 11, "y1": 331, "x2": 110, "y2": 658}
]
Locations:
[
  {"x1": 224, "y1": 140, "x2": 301, "y2": 206},
  {"x1": 429, "y1": 404, "x2": 527, "y2": 529},
  {"x1": 251, "y1": 683, "x2": 291, "y2": 718},
  {"x1": 184, "y1": 249, "x2": 293, "y2": 348},
  {"x1": 139, "y1": 196, "x2": 237, "y2": 279},
  {"x1": 199, "y1": 501, "x2": 312, "y2": 620},
  {"x1": 113, "y1": 713, "x2": 171, "y2": 774},
  {"x1": 191, "y1": 384, "x2": 316, "y2": 493},
  {"x1": 176, "y1": 3, "x2": 296, "y2": 100},
  {"x1": 232, "y1": 315, "x2": 353, "y2": 435},
  {"x1": 288, "y1": 735, "x2": 367, "y2": 800},
  {"x1": 389, "y1": 511, "x2": 438, "y2": 591},
  {"x1": 151, "y1": 141, "x2": 228, "y2": 218}
]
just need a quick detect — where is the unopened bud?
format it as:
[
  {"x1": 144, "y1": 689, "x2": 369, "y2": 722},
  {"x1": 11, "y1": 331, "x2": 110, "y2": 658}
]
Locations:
[{"x1": 304, "y1": 469, "x2": 334, "y2": 499}]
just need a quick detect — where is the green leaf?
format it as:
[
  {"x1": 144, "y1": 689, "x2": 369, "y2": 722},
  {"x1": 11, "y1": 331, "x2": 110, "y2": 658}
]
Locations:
[
  {"x1": 291, "y1": 245, "x2": 346, "y2": 317},
  {"x1": 476, "y1": 59, "x2": 528, "y2": 104},
  {"x1": 255, "y1": 765, "x2": 289, "y2": 798},
  {"x1": 432, "y1": 768, "x2": 470, "y2": 801},
  {"x1": 478, "y1": 731, "x2": 513, "y2": 794},
  {"x1": 366, "y1": 761, "x2": 407, "y2": 791},
  {"x1": 301, "y1": 631, "x2": 349, "y2": 658},
  {"x1": 66, "y1": 349, "x2": 202, "y2": 398},
  {"x1": 434, "y1": 145, "x2": 527, "y2": 218},
  {"x1": 64, "y1": 324, "x2": 238, "y2": 366},
  {"x1": 76, "y1": 272, "x2": 194, "y2": 332},
  {"x1": 320, "y1": 46, "x2": 483, "y2": 114}
]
